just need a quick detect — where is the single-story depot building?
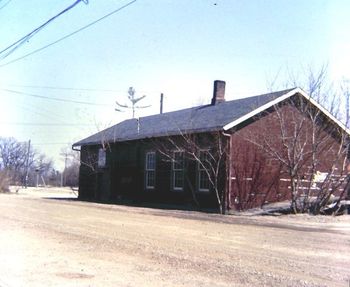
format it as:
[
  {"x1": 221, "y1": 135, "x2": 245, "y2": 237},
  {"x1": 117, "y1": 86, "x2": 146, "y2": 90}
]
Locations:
[{"x1": 73, "y1": 81, "x2": 349, "y2": 213}]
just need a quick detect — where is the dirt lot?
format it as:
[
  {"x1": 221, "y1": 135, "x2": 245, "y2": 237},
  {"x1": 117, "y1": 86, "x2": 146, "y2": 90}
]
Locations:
[{"x1": 0, "y1": 187, "x2": 349, "y2": 287}]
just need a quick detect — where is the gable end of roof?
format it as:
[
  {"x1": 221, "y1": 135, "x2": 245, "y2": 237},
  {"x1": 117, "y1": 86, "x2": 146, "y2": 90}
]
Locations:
[{"x1": 223, "y1": 87, "x2": 350, "y2": 135}]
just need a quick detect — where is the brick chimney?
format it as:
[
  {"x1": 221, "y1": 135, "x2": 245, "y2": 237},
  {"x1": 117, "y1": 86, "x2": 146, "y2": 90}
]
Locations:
[{"x1": 211, "y1": 80, "x2": 226, "y2": 105}]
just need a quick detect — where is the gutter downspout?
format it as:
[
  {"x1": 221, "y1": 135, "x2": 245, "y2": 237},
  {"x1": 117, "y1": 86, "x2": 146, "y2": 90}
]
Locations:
[
  {"x1": 72, "y1": 145, "x2": 80, "y2": 152},
  {"x1": 222, "y1": 131, "x2": 232, "y2": 213},
  {"x1": 71, "y1": 145, "x2": 81, "y2": 198}
]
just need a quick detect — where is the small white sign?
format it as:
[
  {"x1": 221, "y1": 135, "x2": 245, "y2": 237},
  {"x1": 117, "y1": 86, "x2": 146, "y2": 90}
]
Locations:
[
  {"x1": 98, "y1": 148, "x2": 106, "y2": 168},
  {"x1": 312, "y1": 171, "x2": 328, "y2": 187}
]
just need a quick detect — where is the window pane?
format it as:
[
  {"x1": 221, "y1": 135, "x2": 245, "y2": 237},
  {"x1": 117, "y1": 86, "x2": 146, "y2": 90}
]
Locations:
[
  {"x1": 146, "y1": 171, "x2": 155, "y2": 188},
  {"x1": 172, "y1": 152, "x2": 184, "y2": 190},
  {"x1": 198, "y1": 151, "x2": 210, "y2": 191},
  {"x1": 173, "y1": 170, "x2": 184, "y2": 189},
  {"x1": 199, "y1": 151, "x2": 210, "y2": 170},
  {"x1": 146, "y1": 152, "x2": 155, "y2": 170},
  {"x1": 145, "y1": 152, "x2": 156, "y2": 189},
  {"x1": 199, "y1": 170, "x2": 209, "y2": 190},
  {"x1": 173, "y1": 152, "x2": 184, "y2": 170}
]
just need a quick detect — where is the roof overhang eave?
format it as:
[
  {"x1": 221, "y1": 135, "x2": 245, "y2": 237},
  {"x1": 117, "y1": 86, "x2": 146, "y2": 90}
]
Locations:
[
  {"x1": 72, "y1": 141, "x2": 104, "y2": 148},
  {"x1": 72, "y1": 127, "x2": 225, "y2": 148}
]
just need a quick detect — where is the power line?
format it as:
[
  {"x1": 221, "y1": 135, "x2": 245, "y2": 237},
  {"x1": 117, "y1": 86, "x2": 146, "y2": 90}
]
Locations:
[
  {"x1": 0, "y1": 0, "x2": 12, "y2": 11},
  {"x1": 0, "y1": 122, "x2": 94, "y2": 127},
  {"x1": 32, "y1": 142, "x2": 73, "y2": 146},
  {"x1": 5, "y1": 84, "x2": 124, "y2": 93},
  {"x1": 13, "y1": 100, "x2": 71, "y2": 123},
  {"x1": 3, "y1": 83, "x2": 159, "y2": 95},
  {"x1": 0, "y1": 0, "x2": 137, "y2": 67},
  {"x1": 2, "y1": 88, "x2": 110, "y2": 106},
  {"x1": 10, "y1": 100, "x2": 89, "y2": 132},
  {"x1": 0, "y1": 0, "x2": 87, "y2": 61},
  {"x1": 6, "y1": 101, "x2": 107, "y2": 135}
]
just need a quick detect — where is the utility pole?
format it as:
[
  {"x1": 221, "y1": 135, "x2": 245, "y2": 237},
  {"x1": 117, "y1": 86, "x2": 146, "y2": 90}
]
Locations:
[
  {"x1": 24, "y1": 139, "x2": 31, "y2": 189},
  {"x1": 63, "y1": 152, "x2": 68, "y2": 187},
  {"x1": 36, "y1": 169, "x2": 39, "y2": 187},
  {"x1": 59, "y1": 150, "x2": 68, "y2": 187}
]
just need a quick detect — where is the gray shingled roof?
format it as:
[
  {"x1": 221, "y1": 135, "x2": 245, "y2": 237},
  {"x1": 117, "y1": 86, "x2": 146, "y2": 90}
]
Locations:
[{"x1": 73, "y1": 88, "x2": 296, "y2": 147}]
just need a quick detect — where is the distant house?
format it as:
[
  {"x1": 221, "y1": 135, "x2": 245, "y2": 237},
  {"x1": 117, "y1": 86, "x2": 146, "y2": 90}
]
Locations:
[{"x1": 73, "y1": 81, "x2": 349, "y2": 213}]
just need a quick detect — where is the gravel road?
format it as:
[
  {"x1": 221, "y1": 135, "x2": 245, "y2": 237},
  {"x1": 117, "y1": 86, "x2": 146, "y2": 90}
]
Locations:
[{"x1": 0, "y1": 189, "x2": 349, "y2": 287}]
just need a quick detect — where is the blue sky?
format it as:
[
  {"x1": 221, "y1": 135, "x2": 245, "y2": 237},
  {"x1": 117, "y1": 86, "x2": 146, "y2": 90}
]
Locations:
[{"x1": 0, "y1": 0, "x2": 349, "y2": 169}]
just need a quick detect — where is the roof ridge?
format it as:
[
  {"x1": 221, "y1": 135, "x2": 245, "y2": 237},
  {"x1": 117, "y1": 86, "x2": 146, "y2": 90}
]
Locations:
[
  {"x1": 73, "y1": 87, "x2": 298, "y2": 147},
  {"x1": 122, "y1": 87, "x2": 297, "y2": 122}
]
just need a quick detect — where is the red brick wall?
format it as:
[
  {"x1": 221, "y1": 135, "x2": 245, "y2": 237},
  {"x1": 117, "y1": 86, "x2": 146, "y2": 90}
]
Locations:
[{"x1": 228, "y1": 102, "x2": 347, "y2": 210}]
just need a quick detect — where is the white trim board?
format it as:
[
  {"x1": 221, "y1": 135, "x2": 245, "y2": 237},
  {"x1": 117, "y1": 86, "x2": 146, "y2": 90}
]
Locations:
[{"x1": 223, "y1": 87, "x2": 350, "y2": 135}]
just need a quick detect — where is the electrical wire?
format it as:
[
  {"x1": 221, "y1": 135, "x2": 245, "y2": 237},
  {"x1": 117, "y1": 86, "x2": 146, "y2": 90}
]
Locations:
[
  {"x1": 31, "y1": 142, "x2": 72, "y2": 146},
  {"x1": 3, "y1": 83, "x2": 158, "y2": 96},
  {"x1": 0, "y1": 0, "x2": 137, "y2": 67},
  {"x1": 0, "y1": 0, "x2": 12, "y2": 11},
  {"x1": 2, "y1": 88, "x2": 110, "y2": 106},
  {"x1": 0, "y1": 0, "x2": 87, "y2": 61},
  {"x1": 23, "y1": 100, "x2": 78, "y2": 125},
  {"x1": 0, "y1": 122, "x2": 93, "y2": 126},
  {"x1": 6, "y1": 84, "x2": 123, "y2": 93},
  {"x1": 10, "y1": 100, "x2": 86, "y2": 130}
]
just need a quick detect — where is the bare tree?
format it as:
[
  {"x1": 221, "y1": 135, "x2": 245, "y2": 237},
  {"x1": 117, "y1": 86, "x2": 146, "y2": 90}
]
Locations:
[
  {"x1": 0, "y1": 169, "x2": 10, "y2": 192},
  {"x1": 236, "y1": 92, "x2": 348, "y2": 214},
  {"x1": 60, "y1": 145, "x2": 81, "y2": 186},
  {"x1": 341, "y1": 78, "x2": 350, "y2": 128},
  {"x1": 261, "y1": 67, "x2": 350, "y2": 214},
  {"x1": 156, "y1": 131, "x2": 229, "y2": 214},
  {"x1": 0, "y1": 137, "x2": 34, "y2": 185},
  {"x1": 0, "y1": 137, "x2": 60, "y2": 188},
  {"x1": 267, "y1": 65, "x2": 346, "y2": 125}
]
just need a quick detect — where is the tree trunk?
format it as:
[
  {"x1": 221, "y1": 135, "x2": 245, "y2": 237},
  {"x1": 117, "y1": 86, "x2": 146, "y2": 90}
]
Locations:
[{"x1": 290, "y1": 177, "x2": 298, "y2": 214}]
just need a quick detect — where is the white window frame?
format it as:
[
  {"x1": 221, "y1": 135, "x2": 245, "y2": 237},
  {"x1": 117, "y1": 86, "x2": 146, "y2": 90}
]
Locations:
[
  {"x1": 198, "y1": 150, "x2": 210, "y2": 192},
  {"x1": 172, "y1": 151, "x2": 184, "y2": 191},
  {"x1": 145, "y1": 151, "x2": 156, "y2": 189},
  {"x1": 98, "y1": 148, "x2": 106, "y2": 168}
]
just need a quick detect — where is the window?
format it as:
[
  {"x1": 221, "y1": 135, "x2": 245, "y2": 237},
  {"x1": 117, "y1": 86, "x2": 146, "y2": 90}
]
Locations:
[
  {"x1": 172, "y1": 151, "x2": 184, "y2": 191},
  {"x1": 98, "y1": 148, "x2": 106, "y2": 168},
  {"x1": 198, "y1": 150, "x2": 210, "y2": 191},
  {"x1": 145, "y1": 152, "x2": 156, "y2": 189}
]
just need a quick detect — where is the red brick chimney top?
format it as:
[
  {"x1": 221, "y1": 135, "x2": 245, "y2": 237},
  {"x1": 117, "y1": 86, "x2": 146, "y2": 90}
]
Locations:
[{"x1": 211, "y1": 80, "x2": 226, "y2": 105}]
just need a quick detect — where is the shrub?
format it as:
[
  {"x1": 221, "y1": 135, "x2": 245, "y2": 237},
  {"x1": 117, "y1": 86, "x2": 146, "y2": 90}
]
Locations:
[{"x1": 0, "y1": 171, "x2": 10, "y2": 193}]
